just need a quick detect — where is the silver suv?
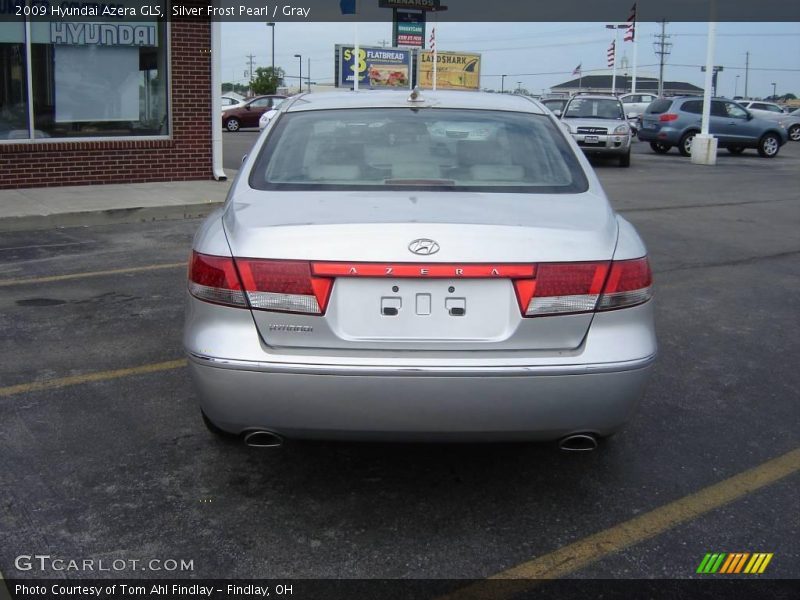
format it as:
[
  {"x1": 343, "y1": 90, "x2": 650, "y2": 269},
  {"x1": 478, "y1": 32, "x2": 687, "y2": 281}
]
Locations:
[{"x1": 560, "y1": 94, "x2": 633, "y2": 167}]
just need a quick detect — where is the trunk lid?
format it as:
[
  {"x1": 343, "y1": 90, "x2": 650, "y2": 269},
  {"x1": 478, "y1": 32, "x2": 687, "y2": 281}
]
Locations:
[{"x1": 224, "y1": 189, "x2": 618, "y2": 352}]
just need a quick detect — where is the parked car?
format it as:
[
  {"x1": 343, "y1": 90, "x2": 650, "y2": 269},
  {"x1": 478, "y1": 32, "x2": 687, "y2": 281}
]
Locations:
[
  {"x1": 638, "y1": 97, "x2": 789, "y2": 157},
  {"x1": 619, "y1": 92, "x2": 659, "y2": 120},
  {"x1": 559, "y1": 94, "x2": 633, "y2": 167},
  {"x1": 739, "y1": 101, "x2": 787, "y2": 114},
  {"x1": 222, "y1": 95, "x2": 287, "y2": 132},
  {"x1": 258, "y1": 98, "x2": 286, "y2": 131},
  {"x1": 739, "y1": 102, "x2": 800, "y2": 142},
  {"x1": 184, "y1": 89, "x2": 656, "y2": 449}
]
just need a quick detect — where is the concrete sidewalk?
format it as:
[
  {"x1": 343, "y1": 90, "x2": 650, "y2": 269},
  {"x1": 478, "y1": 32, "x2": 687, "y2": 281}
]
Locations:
[{"x1": 0, "y1": 171, "x2": 236, "y2": 232}]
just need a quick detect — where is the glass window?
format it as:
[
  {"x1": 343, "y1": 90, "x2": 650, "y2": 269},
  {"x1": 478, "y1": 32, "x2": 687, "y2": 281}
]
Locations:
[
  {"x1": 29, "y1": 18, "x2": 168, "y2": 138},
  {"x1": 250, "y1": 97, "x2": 274, "y2": 108},
  {"x1": 646, "y1": 99, "x2": 672, "y2": 114},
  {"x1": 682, "y1": 101, "x2": 702, "y2": 114},
  {"x1": 725, "y1": 102, "x2": 748, "y2": 119},
  {"x1": 564, "y1": 98, "x2": 624, "y2": 120},
  {"x1": 0, "y1": 18, "x2": 29, "y2": 139},
  {"x1": 250, "y1": 108, "x2": 588, "y2": 194}
]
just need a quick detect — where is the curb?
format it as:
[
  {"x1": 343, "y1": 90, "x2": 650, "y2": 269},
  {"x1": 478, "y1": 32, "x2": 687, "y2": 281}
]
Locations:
[{"x1": 0, "y1": 201, "x2": 224, "y2": 233}]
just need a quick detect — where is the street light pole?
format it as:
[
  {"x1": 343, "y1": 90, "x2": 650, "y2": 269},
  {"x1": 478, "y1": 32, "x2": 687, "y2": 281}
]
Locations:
[
  {"x1": 294, "y1": 54, "x2": 302, "y2": 94},
  {"x1": 501, "y1": 74, "x2": 506, "y2": 93},
  {"x1": 267, "y1": 23, "x2": 275, "y2": 71},
  {"x1": 734, "y1": 74, "x2": 739, "y2": 97}
]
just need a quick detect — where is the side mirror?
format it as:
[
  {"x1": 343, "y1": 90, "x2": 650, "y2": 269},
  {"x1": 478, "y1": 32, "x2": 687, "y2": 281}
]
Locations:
[
  {"x1": 553, "y1": 109, "x2": 562, "y2": 117},
  {"x1": 746, "y1": 112, "x2": 753, "y2": 120}
]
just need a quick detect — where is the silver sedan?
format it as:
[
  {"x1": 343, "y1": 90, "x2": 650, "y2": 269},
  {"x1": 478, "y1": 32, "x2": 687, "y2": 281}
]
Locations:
[{"x1": 184, "y1": 90, "x2": 657, "y2": 450}]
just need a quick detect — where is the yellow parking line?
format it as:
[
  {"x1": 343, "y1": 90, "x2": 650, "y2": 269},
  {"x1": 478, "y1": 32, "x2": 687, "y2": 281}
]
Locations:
[
  {"x1": 0, "y1": 359, "x2": 187, "y2": 398},
  {"x1": 0, "y1": 262, "x2": 186, "y2": 287},
  {"x1": 442, "y1": 447, "x2": 800, "y2": 599}
]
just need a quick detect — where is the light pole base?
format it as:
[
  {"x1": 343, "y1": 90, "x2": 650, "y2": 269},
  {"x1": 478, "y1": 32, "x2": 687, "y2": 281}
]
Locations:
[{"x1": 690, "y1": 134, "x2": 718, "y2": 166}]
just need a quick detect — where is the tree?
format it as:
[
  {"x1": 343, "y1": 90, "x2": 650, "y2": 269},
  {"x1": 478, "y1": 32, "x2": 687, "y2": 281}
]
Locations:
[{"x1": 251, "y1": 67, "x2": 285, "y2": 95}]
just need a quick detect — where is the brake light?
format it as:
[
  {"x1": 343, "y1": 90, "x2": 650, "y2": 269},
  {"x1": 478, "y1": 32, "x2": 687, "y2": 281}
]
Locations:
[
  {"x1": 597, "y1": 257, "x2": 653, "y2": 311},
  {"x1": 235, "y1": 258, "x2": 332, "y2": 314},
  {"x1": 188, "y1": 253, "x2": 332, "y2": 314},
  {"x1": 658, "y1": 113, "x2": 678, "y2": 122},
  {"x1": 513, "y1": 257, "x2": 652, "y2": 317},
  {"x1": 188, "y1": 252, "x2": 247, "y2": 308}
]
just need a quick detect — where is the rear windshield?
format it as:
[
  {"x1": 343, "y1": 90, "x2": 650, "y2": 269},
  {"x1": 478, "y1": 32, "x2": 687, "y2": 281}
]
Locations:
[
  {"x1": 646, "y1": 99, "x2": 673, "y2": 114},
  {"x1": 563, "y1": 98, "x2": 624, "y2": 120},
  {"x1": 248, "y1": 108, "x2": 588, "y2": 194}
]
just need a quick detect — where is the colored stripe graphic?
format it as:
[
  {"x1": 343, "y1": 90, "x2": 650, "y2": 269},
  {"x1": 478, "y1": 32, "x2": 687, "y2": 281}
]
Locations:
[{"x1": 698, "y1": 552, "x2": 773, "y2": 574}]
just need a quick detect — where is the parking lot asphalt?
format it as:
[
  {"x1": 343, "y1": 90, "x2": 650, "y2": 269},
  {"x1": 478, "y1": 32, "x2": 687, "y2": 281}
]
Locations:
[{"x1": 1, "y1": 138, "x2": 798, "y2": 590}]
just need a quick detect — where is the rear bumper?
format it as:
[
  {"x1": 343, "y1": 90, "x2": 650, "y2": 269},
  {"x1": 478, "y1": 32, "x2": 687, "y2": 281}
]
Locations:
[{"x1": 188, "y1": 351, "x2": 655, "y2": 442}]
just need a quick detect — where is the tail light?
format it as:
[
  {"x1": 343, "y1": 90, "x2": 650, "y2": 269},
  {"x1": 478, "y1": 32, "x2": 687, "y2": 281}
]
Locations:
[
  {"x1": 188, "y1": 252, "x2": 332, "y2": 314},
  {"x1": 188, "y1": 252, "x2": 247, "y2": 308},
  {"x1": 513, "y1": 257, "x2": 652, "y2": 317},
  {"x1": 658, "y1": 113, "x2": 678, "y2": 122},
  {"x1": 189, "y1": 252, "x2": 651, "y2": 318}
]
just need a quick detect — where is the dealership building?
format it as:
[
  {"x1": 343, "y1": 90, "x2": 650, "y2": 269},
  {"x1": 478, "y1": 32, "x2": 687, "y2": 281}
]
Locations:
[{"x1": 0, "y1": 6, "x2": 224, "y2": 189}]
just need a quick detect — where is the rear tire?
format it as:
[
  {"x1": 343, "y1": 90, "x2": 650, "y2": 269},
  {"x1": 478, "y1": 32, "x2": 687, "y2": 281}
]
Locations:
[
  {"x1": 757, "y1": 133, "x2": 781, "y2": 158},
  {"x1": 650, "y1": 142, "x2": 671, "y2": 154},
  {"x1": 618, "y1": 150, "x2": 631, "y2": 167},
  {"x1": 225, "y1": 118, "x2": 240, "y2": 132},
  {"x1": 788, "y1": 124, "x2": 800, "y2": 142},
  {"x1": 727, "y1": 146, "x2": 745, "y2": 155},
  {"x1": 678, "y1": 131, "x2": 697, "y2": 157}
]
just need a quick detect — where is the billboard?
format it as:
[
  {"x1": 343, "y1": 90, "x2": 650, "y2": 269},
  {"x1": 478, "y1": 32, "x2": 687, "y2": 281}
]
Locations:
[
  {"x1": 393, "y1": 10, "x2": 426, "y2": 48},
  {"x1": 417, "y1": 50, "x2": 481, "y2": 90},
  {"x1": 338, "y1": 45, "x2": 412, "y2": 89}
]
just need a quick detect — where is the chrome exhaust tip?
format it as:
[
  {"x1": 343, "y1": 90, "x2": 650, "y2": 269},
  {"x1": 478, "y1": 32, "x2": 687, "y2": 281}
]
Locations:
[
  {"x1": 244, "y1": 430, "x2": 284, "y2": 448},
  {"x1": 558, "y1": 433, "x2": 598, "y2": 452}
]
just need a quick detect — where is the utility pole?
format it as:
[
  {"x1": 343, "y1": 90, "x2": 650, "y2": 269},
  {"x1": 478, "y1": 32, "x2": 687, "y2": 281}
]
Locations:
[
  {"x1": 653, "y1": 20, "x2": 672, "y2": 97},
  {"x1": 744, "y1": 51, "x2": 750, "y2": 99},
  {"x1": 246, "y1": 53, "x2": 256, "y2": 96}
]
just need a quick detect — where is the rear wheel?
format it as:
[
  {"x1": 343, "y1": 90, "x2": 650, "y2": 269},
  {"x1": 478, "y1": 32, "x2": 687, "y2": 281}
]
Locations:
[
  {"x1": 618, "y1": 150, "x2": 631, "y2": 167},
  {"x1": 225, "y1": 118, "x2": 240, "y2": 132},
  {"x1": 788, "y1": 124, "x2": 800, "y2": 142},
  {"x1": 757, "y1": 133, "x2": 781, "y2": 158},
  {"x1": 727, "y1": 146, "x2": 745, "y2": 155},
  {"x1": 678, "y1": 131, "x2": 697, "y2": 157},
  {"x1": 650, "y1": 142, "x2": 671, "y2": 154}
]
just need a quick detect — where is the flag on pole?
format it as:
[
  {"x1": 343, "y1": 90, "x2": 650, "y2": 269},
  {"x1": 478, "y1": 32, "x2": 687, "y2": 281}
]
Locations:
[
  {"x1": 607, "y1": 40, "x2": 616, "y2": 67},
  {"x1": 572, "y1": 63, "x2": 582, "y2": 76},
  {"x1": 339, "y1": 0, "x2": 356, "y2": 14},
  {"x1": 624, "y1": 3, "x2": 636, "y2": 42},
  {"x1": 430, "y1": 26, "x2": 437, "y2": 90}
]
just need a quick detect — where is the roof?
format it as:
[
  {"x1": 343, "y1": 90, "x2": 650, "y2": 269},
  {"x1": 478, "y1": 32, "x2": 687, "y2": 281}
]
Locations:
[
  {"x1": 552, "y1": 75, "x2": 703, "y2": 93},
  {"x1": 283, "y1": 89, "x2": 547, "y2": 114}
]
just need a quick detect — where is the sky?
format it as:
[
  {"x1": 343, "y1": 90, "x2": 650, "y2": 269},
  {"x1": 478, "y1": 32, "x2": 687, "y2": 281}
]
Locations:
[{"x1": 221, "y1": 21, "x2": 800, "y2": 98}]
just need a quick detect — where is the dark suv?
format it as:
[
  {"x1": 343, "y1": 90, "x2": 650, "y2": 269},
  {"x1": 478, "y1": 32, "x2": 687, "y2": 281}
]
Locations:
[{"x1": 638, "y1": 97, "x2": 788, "y2": 158}]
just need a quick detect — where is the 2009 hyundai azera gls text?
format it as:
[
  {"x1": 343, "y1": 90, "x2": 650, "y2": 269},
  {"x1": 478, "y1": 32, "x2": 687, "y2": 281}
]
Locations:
[{"x1": 184, "y1": 89, "x2": 657, "y2": 450}]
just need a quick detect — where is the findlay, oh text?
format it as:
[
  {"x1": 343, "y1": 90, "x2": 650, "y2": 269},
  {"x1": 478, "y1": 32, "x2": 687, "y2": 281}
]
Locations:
[{"x1": 173, "y1": 5, "x2": 311, "y2": 17}]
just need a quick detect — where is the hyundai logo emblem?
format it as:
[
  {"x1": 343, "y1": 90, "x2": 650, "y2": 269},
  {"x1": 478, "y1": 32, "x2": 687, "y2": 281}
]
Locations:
[{"x1": 408, "y1": 238, "x2": 440, "y2": 256}]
